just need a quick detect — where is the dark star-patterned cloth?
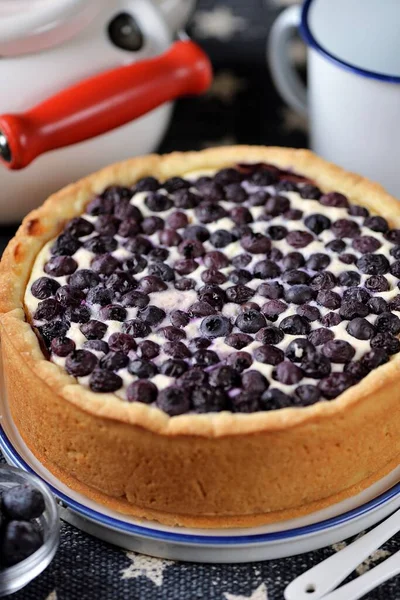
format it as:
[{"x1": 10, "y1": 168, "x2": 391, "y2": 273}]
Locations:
[{"x1": 1, "y1": 1, "x2": 399, "y2": 598}]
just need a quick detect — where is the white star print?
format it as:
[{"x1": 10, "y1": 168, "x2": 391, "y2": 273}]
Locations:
[
  {"x1": 192, "y1": 6, "x2": 248, "y2": 41},
  {"x1": 120, "y1": 552, "x2": 175, "y2": 586},
  {"x1": 208, "y1": 71, "x2": 247, "y2": 103},
  {"x1": 224, "y1": 582, "x2": 269, "y2": 600},
  {"x1": 45, "y1": 592, "x2": 57, "y2": 600}
]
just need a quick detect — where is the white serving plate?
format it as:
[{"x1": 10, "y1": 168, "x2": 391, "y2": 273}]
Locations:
[{"x1": 1, "y1": 390, "x2": 399, "y2": 563}]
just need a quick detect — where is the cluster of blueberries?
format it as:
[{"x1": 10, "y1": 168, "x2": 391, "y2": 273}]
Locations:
[
  {"x1": 0, "y1": 483, "x2": 45, "y2": 568},
  {"x1": 29, "y1": 162, "x2": 400, "y2": 415}
]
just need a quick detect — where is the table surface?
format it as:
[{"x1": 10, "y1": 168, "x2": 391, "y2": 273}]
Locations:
[{"x1": 1, "y1": 1, "x2": 399, "y2": 598}]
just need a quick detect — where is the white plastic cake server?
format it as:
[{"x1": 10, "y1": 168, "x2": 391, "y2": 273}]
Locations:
[{"x1": 284, "y1": 506, "x2": 400, "y2": 600}]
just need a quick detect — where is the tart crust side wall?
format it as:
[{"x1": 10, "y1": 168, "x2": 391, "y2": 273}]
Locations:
[
  {"x1": 2, "y1": 316, "x2": 400, "y2": 527},
  {"x1": 1, "y1": 145, "x2": 400, "y2": 526}
]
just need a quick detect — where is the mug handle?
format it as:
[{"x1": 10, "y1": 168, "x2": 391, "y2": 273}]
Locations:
[{"x1": 267, "y1": 5, "x2": 308, "y2": 116}]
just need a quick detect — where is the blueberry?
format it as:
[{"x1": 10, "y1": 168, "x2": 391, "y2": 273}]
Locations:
[
  {"x1": 138, "y1": 275, "x2": 167, "y2": 294},
  {"x1": 365, "y1": 275, "x2": 390, "y2": 293},
  {"x1": 80, "y1": 320, "x2": 108, "y2": 340},
  {"x1": 145, "y1": 191, "x2": 173, "y2": 212},
  {"x1": 69, "y1": 269, "x2": 100, "y2": 291},
  {"x1": 2, "y1": 483, "x2": 45, "y2": 520},
  {"x1": 192, "y1": 349, "x2": 219, "y2": 367},
  {"x1": 39, "y1": 320, "x2": 69, "y2": 345},
  {"x1": 64, "y1": 305, "x2": 91, "y2": 323},
  {"x1": 347, "y1": 318, "x2": 375, "y2": 340},
  {"x1": 128, "y1": 359, "x2": 158, "y2": 379},
  {"x1": 201, "y1": 269, "x2": 227, "y2": 285},
  {"x1": 209, "y1": 365, "x2": 240, "y2": 388},
  {"x1": 308, "y1": 328, "x2": 334, "y2": 347},
  {"x1": 204, "y1": 252, "x2": 230, "y2": 271},
  {"x1": 390, "y1": 260, "x2": 400, "y2": 278},
  {"x1": 31, "y1": 277, "x2": 60, "y2": 300},
  {"x1": 160, "y1": 359, "x2": 188, "y2": 377},
  {"x1": 316, "y1": 290, "x2": 341, "y2": 310},
  {"x1": 225, "y1": 284, "x2": 255, "y2": 304},
  {"x1": 210, "y1": 229, "x2": 235, "y2": 248},
  {"x1": 192, "y1": 386, "x2": 229, "y2": 413},
  {"x1": 297, "y1": 304, "x2": 321, "y2": 322},
  {"x1": 267, "y1": 225, "x2": 288, "y2": 240},
  {"x1": 252, "y1": 259, "x2": 281, "y2": 280},
  {"x1": 122, "y1": 319, "x2": 151, "y2": 338},
  {"x1": 89, "y1": 369, "x2": 122, "y2": 392},
  {"x1": 50, "y1": 233, "x2": 81, "y2": 256},
  {"x1": 83, "y1": 235, "x2": 117, "y2": 254},
  {"x1": 137, "y1": 340, "x2": 160, "y2": 360},
  {"x1": 320, "y1": 192, "x2": 349, "y2": 208},
  {"x1": 188, "y1": 301, "x2": 216, "y2": 317},
  {"x1": 86, "y1": 195, "x2": 114, "y2": 216},
  {"x1": 362, "y1": 348, "x2": 389, "y2": 369},
  {"x1": 103, "y1": 185, "x2": 132, "y2": 203},
  {"x1": 286, "y1": 230, "x2": 314, "y2": 249},
  {"x1": 280, "y1": 315, "x2": 311, "y2": 335},
  {"x1": 226, "y1": 351, "x2": 253, "y2": 372},
  {"x1": 188, "y1": 337, "x2": 211, "y2": 351},
  {"x1": 224, "y1": 333, "x2": 252, "y2": 349},
  {"x1": 260, "y1": 389, "x2": 292, "y2": 410},
  {"x1": 83, "y1": 340, "x2": 109, "y2": 353},
  {"x1": 86, "y1": 286, "x2": 112, "y2": 306},
  {"x1": 240, "y1": 232, "x2": 271, "y2": 254},
  {"x1": 134, "y1": 176, "x2": 160, "y2": 193},
  {"x1": 100, "y1": 351, "x2": 129, "y2": 371},
  {"x1": 214, "y1": 167, "x2": 242, "y2": 185},
  {"x1": 357, "y1": 254, "x2": 390, "y2": 275},
  {"x1": 344, "y1": 361, "x2": 370, "y2": 381},
  {"x1": 195, "y1": 201, "x2": 228, "y2": 224},
  {"x1": 339, "y1": 301, "x2": 369, "y2": 320},
  {"x1": 368, "y1": 297, "x2": 388, "y2": 315},
  {"x1": 247, "y1": 190, "x2": 270, "y2": 206},
  {"x1": 275, "y1": 361, "x2": 302, "y2": 385},
  {"x1": 254, "y1": 344, "x2": 284, "y2": 365},
  {"x1": 1, "y1": 521, "x2": 43, "y2": 567},
  {"x1": 167, "y1": 211, "x2": 188, "y2": 229},
  {"x1": 105, "y1": 272, "x2": 137, "y2": 297},
  {"x1": 364, "y1": 216, "x2": 389, "y2": 233},
  {"x1": 348, "y1": 204, "x2": 369, "y2": 217},
  {"x1": 255, "y1": 326, "x2": 284, "y2": 345},
  {"x1": 284, "y1": 284, "x2": 314, "y2": 305},
  {"x1": 326, "y1": 239, "x2": 346, "y2": 254},
  {"x1": 99, "y1": 305, "x2": 127, "y2": 322},
  {"x1": 141, "y1": 216, "x2": 164, "y2": 235},
  {"x1": 352, "y1": 236, "x2": 381, "y2": 254},
  {"x1": 306, "y1": 253, "x2": 330, "y2": 271},
  {"x1": 299, "y1": 184, "x2": 322, "y2": 200},
  {"x1": 275, "y1": 179, "x2": 298, "y2": 192},
  {"x1": 51, "y1": 336, "x2": 75, "y2": 357},
  {"x1": 235, "y1": 309, "x2": 265, "y2": 334},
  {"x1": 149, "y1": 247, "x2": 170, "y2": 264},
  {"x1": 231, "y1": 391, "x2": 260, "y2": 413},
  {"x1": 332, "y1": 219, "x2": 360, "y2": 239},
  {"x1": 309, "y1": 272, "x2": 337, "y2": 291},
  {"x1": 370, "y1": 332, "x2": 400, "y2": 355},
  {"x1": 163, "y1": 176, "x2": 191, "y2": 193},
  {"x1": 65, "y1": 350, "x2": 97, "y2": 376},
  {"x1": 114, "y1": 200, "x2": 142, "y2": 221},
  {"x1": 282, "y1": 270, "x2": 310, "y2": 286},
  {"x1": 91, "y1": 254, "x2": 119, "y2": 276},
  {"x1": 319, "y1": 373, "x2": 354, "y2": 399},
  {"x1": 158, "y1": 228, "x2": 182, "y2": 247},
  {"x1": 390, "y1": 296, "x2": 400, "y2": 311},
  {"x1": 339, "y1": 253, "x2": 357, "y2": 265},
  {"x1": 122, "y1": 254, "x2": 147, "y2": 275},
  {"x1": 200, "y1": 315, "x2": 232, "y2": 338},
  {"x1": 286, "y1": 338, "x2": 315, "y2": 362},
  {"x1": 127, "y1": 380, "x2": 157, "y2": 403},
  {"x1": 94, "y1": 214, "x2": 120, "y2": 236},
  {"x1": 322, "y1": 339, "x2": 355, "y2": 362},
  {"x1": 264, "y1": 195, "x2": 290, "y2": 216},
  {"x1": 282, "y1": 252, "x2": 305, "y2": 272},
  {"x1": 169, "y1": 310, "x2": 190, "y2": 328},
  {"x1": 33, "y1": 298, "x2": 62, "y2": 321},
  {"x1": 304, "y1": 214, "x2": 331, "y2": 235},
  {"x1": 227, "y1": 269, "x2": 251, "y2": 285},
  {"x1": 250, "y1": 167, "x2": 278, "y2": 186},
  {"x1": 65, "y1": 216, "x2": 94, "y2": 238},
  {"x1": 343, "y1": 287, "x2": 371, "y2": 304},
  {"x1": 173, "y1": 188, "x2": 201, "y2": 209},
  {"x1": 242, "y1": 370, "x2": 269, "y2": 396},
  {"x1": 338, "y1": 271, "x2": 361, "y2": 287},
  {"x1": 231, "y1": 206, "x2": 253, "y2": 224},
  {"x1": 257, "y1": 281, "x2": 284, "y2": 299},
  {"x1": 124, "y1": 235, "x2": 153, "y2": 255},
  {"x1": 120, "y1": 290, "x2": 149, "y2": 309},
  {"x1": 118, "y1": 219, "x2": 141, "y2": 238},
  {"x1": 164, "y1": 341, "x2": 191, "y2": 359},
  {"x1": 157, "y1": 386, "x2": 190, "y2": 416},
  {"x1": 108, "y1": 332, "x2": 136, "y2": 353},
  {"x1": 375, "y1": 312, "x2": 400, "y2": 335},
  {"x1": 300, "y1": 353, "x2": 331, "y2": 379},
  {"x1": 261, "y1": 299, "x2": 287, "y2": 321},
  {"x1": 44, "y1": 256, "x2": 78, "y2": 277},
  {"x1": 385, "y1": 229, "x2": 400, "y2": 245}
]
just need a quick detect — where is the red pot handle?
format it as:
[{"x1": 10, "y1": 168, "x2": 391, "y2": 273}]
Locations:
[{"x1": 0, "y1": 39, "x2": 212, "y2": 170}]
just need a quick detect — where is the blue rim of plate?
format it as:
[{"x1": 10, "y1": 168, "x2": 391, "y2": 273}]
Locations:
[
  {"x1": 1, "y1": 424, "x2": 400, "y2": 545},
  {"x1": 299, "y1": 0, "x2": 400, "y2": 84}
]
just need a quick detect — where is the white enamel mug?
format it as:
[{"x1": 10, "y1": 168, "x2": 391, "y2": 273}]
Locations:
[{"x1": 268, "y1": 0, "x2": 400, "y2": 198}]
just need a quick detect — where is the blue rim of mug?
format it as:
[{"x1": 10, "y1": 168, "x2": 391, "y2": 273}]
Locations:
[
  {"x1": 299, "y1": 0, "x2": 400, "y2": 84},
  {"x1": 1, "y1": 424, "x2": 400, "y2": 545}
]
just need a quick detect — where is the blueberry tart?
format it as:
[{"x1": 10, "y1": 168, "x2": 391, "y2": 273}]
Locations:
[{"x1": 1, "y1": 146, "x2": 400, "y2": 527}]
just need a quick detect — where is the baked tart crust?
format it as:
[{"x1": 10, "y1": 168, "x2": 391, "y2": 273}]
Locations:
[{"x1": 1, "y1": 145, "x2": 400, "y2": 528}]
